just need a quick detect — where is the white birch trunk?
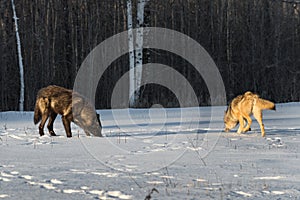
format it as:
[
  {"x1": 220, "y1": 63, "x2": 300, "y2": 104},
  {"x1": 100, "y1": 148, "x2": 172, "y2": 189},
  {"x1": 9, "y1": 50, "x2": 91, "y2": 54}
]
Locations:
[
  {"x1": 11, "y1": 0, "x2": 25, "y2": 111},
  {"x1": 134, "y1": 0, "x2": 146, "y2": 105},
  {"x1": 127, "y1": 0, "x2": 135, "y2": 107}
]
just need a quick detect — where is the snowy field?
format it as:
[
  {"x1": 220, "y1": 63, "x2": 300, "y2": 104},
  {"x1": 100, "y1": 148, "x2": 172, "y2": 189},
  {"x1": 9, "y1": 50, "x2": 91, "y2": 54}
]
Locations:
[{"x1": 0, "y1": 103, "x2": 299, "y2": 199}]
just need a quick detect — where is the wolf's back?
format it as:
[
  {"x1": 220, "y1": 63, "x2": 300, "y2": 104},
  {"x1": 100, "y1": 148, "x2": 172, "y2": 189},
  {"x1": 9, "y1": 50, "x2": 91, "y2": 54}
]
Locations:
[{"x1": 255, "y1": 98, "x2": 276, "y2": 111}]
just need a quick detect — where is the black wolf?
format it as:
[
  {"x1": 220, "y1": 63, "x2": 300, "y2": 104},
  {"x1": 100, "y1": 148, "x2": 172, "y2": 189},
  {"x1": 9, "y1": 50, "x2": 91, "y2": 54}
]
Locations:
[{"x1": 34, "y1": 85, "x2": 102, "y2": 137}]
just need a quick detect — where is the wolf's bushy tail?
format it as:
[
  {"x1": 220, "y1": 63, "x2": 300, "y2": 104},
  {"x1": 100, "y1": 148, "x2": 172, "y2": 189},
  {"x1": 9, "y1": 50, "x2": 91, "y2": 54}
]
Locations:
[
  {"x1": 34, "y1": 99, "x2": 41, "y2": 124},
  {"x1": 256, "y1": 98, "x2": 276, "y2": 111}
]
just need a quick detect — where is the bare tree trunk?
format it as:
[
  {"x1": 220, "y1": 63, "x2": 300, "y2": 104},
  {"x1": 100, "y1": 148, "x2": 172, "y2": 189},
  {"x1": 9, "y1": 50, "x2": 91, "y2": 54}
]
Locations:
[
  {"x1": 134, "y1": 0, "x2": 146, "y2": 106},
  {"x1": 226, "y1": 0, "x2": 232, "y2": 65},
  {"x1": 127, "y1": 0, "x2": 135, "y2": 107},
  {"x1": 11, "y1": 0, "x2": 24, "y2": 111}
]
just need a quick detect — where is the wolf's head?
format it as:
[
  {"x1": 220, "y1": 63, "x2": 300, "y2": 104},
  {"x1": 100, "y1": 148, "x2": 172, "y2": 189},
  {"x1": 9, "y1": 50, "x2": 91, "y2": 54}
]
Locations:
[
  {"x1": 223, "y1": 109, "x2": 238, "y2": 132},
  {"x1": 74, "y1": 109, "x2": 102, "y2": 137},
  {"x1": 72, "y1": 94, "x2": 102, "y2": 137}
]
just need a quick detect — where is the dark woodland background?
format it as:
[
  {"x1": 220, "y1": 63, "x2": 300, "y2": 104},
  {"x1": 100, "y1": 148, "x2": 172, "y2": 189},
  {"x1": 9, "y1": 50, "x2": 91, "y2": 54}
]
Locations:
[{"x1": 1, "y1": 0, "x2": 300, "y2": 111}]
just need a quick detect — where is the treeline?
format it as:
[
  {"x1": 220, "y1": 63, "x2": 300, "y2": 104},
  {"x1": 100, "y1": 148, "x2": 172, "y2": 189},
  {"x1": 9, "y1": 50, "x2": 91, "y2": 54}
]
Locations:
[{"x1": 0, "y1": 0, "x2": 300, "y2": 111}]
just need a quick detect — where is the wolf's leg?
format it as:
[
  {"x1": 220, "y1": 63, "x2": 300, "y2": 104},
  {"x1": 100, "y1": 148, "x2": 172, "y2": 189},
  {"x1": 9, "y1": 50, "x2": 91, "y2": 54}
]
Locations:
[
  {"x1": 85, "y1": 131, "x2": 91, "y2": 136},
  {"x1": 62, "y1": 116, "x2": 72, "y2": 137},
  {"x1": 253, "y1": 110, "x2": 265, "y2": 137},
  {"x1": 237, "y1": 115, "x2": 245, "y2": 134},
  {"x1": 241, "y1": 113, "x2": 252, "y2": 133},
  {"x1": 242, "y1": 119, "x2": 251, "y2": 131},
  {"x1": 47, "y1": 112, "x2": 57, "y2": 136},
  {"x1": 39, "y1": 112, "x2": 49, "y2": 136}
]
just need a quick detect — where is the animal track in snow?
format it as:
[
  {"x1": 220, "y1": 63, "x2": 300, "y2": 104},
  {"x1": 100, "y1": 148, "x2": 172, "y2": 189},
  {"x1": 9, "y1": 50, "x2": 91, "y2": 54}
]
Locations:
[
  {"x1": 20, "y1": 175, "x2": 33, "y2": 180},
  {"x1": 266, "y1": 137, "x2": 284, "y2": 147},
  {"x1": 49, "y1": 179, "x2": 63, "y2": 184},
  {"x1": 27, "y1": 181, "x2": 56, "y2": 190},
  {"x1": 0, "y1": 194, "x2": 9, "y2": 198},
  {"x1": 234, "y1": 191, "x2": 252, "y2": 197},
  {"x1": 253, "y1": 176, "x2": 285, "y2": 180},
  {"x1": 0, "y1": 170, "x2": 20, "y2": 182}
]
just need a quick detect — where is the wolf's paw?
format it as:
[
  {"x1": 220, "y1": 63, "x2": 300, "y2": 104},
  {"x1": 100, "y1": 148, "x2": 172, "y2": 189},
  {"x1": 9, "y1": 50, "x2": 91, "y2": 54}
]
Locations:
[
  {"x1": 49, "y1": 131, "x2": 57, "y2": 136},
  {"x1": 243, "y1": 127, "x2": 251, "y2": 132}
]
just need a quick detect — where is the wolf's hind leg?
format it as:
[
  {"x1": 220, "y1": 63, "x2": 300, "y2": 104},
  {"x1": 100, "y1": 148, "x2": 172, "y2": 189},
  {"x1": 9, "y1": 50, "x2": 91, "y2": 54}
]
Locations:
[
  {"x1": 39, "y1": 112, "x2": 49, "y2": 136},
  {"x1": 253, "y1": 110, "x2": 265, "y2": 137},
  {"x1": 47, "y1": 112, "x2": 57, "y2": 136}
]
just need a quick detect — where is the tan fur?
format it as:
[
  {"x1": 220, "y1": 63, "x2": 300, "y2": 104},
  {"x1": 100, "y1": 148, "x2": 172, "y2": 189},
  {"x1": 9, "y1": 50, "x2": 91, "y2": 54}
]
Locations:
[
  {"x1": 224, "y1": 91, "x2": 275, "y2": 137},
  {"x1": 34, "y1": 85, "x2": 102, "y2": 137}
]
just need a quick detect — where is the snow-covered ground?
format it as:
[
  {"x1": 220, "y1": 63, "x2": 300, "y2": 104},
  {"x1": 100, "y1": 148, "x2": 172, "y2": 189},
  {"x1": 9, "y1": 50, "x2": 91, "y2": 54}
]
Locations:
[{"x1": 0, "y1": 103, "x2": 299, "y2": 199}]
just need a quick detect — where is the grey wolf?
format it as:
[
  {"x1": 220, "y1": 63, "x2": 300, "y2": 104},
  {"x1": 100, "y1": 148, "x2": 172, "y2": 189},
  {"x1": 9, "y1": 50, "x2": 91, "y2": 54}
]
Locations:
[{"x1": 34, "y1": 85, "x2": 102, "y2": 137}]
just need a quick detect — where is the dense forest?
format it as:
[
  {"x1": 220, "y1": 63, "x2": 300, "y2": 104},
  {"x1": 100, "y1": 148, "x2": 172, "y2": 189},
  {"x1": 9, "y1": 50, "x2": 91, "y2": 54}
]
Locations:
[{"x1": 0, "y1": 0, "x2": 300, "y2": 111}]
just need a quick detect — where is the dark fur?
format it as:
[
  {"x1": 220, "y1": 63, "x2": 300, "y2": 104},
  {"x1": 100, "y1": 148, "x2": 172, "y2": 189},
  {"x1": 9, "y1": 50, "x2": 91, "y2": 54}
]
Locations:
[{"x1": 34, "y1": 85, "x2": 102, "y2": 137}]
